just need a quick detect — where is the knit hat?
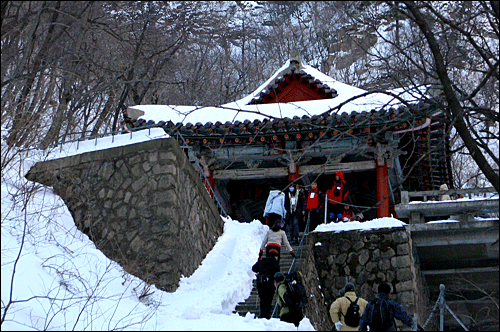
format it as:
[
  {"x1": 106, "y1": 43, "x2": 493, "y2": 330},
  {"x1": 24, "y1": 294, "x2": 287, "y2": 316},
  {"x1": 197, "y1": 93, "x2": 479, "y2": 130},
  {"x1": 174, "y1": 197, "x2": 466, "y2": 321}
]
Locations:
[
  {"x1": 344, "y1": 282, "x2": 355, "y2": 292},
  {"x1": 274, "y1": 272, "x2": 285, "y2": 282}
]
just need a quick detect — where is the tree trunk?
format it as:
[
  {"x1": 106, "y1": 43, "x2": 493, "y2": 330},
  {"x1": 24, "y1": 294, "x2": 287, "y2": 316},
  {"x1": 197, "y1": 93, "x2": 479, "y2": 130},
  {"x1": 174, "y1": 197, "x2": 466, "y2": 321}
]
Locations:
[
  {"x1": 40, "y1": 2, "x2": 93, "y2": 147},
  {"x1": 403, "y1": 1, "x2": 499, "y2": 191}
]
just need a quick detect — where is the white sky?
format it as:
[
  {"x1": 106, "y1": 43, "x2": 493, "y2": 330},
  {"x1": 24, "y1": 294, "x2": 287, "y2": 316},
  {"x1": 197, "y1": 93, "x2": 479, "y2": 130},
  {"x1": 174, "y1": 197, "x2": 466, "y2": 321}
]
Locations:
[{"x1": 3, "y1": 129, "x2": 488, "y2": 331}]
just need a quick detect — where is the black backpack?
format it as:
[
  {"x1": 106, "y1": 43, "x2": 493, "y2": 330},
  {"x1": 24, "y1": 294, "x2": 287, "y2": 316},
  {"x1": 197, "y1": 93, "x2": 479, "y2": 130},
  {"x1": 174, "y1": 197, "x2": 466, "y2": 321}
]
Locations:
[
  {"x1": 365, "y1": 298, "x2": 393, "y2": 330},
  {"x1": 343, "y1": 296, "x2": 360, "y2": 327},
  {"x1": 283, "y1": 271, "x2": 308, "y2": 312}
]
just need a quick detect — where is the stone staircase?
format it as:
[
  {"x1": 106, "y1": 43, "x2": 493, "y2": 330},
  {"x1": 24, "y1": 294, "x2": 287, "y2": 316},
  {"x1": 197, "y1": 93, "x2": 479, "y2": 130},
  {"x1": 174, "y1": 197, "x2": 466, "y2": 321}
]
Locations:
[{"x1": 233, "y1": 234, "x2": 309, "y2": 318}]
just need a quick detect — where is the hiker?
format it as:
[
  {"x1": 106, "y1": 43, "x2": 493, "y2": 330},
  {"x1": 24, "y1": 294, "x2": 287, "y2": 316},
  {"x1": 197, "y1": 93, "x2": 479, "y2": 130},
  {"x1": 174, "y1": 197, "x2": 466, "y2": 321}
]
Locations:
[
  {"x1": 252, "y1": 251, "x2": 280, "y2": 319},
  {"x1": 439, "y1": 183, "x2": 452, "y2": 201},
  {"x1": 342, "y1": 205, "x2": 354, "y2": 222},
  {"x1": 284, "y1": 183, "x2": 305, "y2": 245},
  {"x1": 259, "y1": 219, "x2": 296, "y2": 263},
  {"x1": 326, "y1": 171, "x2": 350, "y2": 223},
  {"x1": 273, "y1": 272, "x2": 304, "y2": 327},
  {"x1": 263, "y1": 189, "x2": 286, "y2": 226},
  {"x1": 330, "y1": 282, "x2": 368, "y2": 331},
  {"x1": 305, "y1": 181, "x2": 324, "y2": 231},
  {"x1": 359, "y1": 282, "x2": 423, "y2": 331}
]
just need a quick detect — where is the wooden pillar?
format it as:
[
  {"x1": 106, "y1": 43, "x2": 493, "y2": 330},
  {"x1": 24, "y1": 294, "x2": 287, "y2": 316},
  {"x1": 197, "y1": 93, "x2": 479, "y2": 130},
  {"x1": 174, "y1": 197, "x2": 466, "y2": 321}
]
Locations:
[
  {"x1": 288, "y1": 163, "x2": 300, "y2": 182},
  {"x1": 376, "y1": 158, "x2": 390, "y2": 218},
  {"x1": 203, "y1": 170, "x2": 215, "y2": 199}
]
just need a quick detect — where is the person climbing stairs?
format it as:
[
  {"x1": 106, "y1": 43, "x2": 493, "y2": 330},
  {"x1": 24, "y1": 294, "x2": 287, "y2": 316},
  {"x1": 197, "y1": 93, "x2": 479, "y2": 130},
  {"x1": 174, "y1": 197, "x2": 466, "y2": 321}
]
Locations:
[{"x1": 233, "y1": 232, "x2": 309, "y2": 318}]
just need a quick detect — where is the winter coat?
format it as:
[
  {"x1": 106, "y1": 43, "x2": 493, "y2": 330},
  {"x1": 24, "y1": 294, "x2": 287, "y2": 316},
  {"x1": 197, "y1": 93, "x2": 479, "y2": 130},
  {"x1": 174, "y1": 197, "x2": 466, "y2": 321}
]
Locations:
[
  {"x1": 305, "y1": 187, "x2": 323, "y2": 211},
  {"x1": 275, "y1": 280, "x2": 290, "y2": 317},
  {"x1": 263, "y1": 190, "x2": 286, "y2": 219},
  {"x1": 284, "y1": 188, "x2": 305, "y2": 221},
  {"x1": 329, "y1": 291, "x2": 368, "y2": 331},
  {"x1": 260, "y1": 229, "x2": 293, "y2": 253},
  {"x1": 326, "y1": 171, "x2": 349, "y2": 204},
  {"x1": 358, "y1": 293, "x2": 416, "y2": 331},
  {"x1": 342, "y1": 207, "x2": 354, "y2": 221},
  {"x1": 439, "y1": 184, "x2": 451, "y2": 201},
  {"x1": 252, "y1": 256, "x2": 280, "y2": 276}
]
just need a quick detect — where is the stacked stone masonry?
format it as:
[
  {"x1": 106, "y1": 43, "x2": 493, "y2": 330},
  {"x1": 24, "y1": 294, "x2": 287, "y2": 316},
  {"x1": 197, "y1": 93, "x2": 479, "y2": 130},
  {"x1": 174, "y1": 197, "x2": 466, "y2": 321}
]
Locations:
[
  {"x1": 25, "y1": 137, "x2": 224, "y2": 292},
  {"x1": 301, "y1": 227, "x2": 433, "y2": 331}
]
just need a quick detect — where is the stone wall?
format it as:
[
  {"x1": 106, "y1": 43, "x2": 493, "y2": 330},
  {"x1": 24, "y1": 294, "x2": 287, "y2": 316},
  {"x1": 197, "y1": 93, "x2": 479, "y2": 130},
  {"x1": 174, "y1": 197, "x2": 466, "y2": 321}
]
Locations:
[
  {"x1": 303, "y1": 227, "x2": 433, "y2": 331},
  {"x1": 25, "y1": 137, "x2": 224, "y2": 292}
]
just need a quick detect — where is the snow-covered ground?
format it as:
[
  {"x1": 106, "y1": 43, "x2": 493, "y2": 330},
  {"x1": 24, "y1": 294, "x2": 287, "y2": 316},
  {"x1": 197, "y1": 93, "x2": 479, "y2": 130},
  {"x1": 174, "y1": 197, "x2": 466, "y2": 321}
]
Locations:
[{"x1": 2, "y1": 129, "x2": 490, "y2": 331}]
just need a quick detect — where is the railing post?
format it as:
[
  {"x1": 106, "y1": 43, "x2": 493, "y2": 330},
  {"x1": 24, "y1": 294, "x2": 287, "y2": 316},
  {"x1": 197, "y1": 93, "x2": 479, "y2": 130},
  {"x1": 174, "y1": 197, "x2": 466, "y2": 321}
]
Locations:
[
  {"x1": 401, "y1": 191, "x2": 409, "y2": 204},
  {"x1": 438, "y1": 284, "x2": 445, "y2": 331}
]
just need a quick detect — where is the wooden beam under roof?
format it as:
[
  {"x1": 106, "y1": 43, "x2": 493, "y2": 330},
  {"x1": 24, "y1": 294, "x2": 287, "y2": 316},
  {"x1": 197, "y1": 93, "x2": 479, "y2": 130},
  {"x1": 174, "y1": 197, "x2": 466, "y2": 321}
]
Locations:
[{"x1": 213, "y1": 160, "x2": 376, "y2": 180}]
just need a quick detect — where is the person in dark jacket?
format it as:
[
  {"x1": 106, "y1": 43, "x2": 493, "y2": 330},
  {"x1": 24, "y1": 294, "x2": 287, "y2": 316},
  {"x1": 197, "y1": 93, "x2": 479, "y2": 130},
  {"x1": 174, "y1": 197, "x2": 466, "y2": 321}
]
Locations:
[
  {"x1": 252, "y1": 252, "x2": 280, "y2": 319},
  {"x1": 284, "y1": 184, "x2": 306, "y2": 245},
  {"x1": 274, "y1": 271, "x2": 304, "y2": 327},
  {"x1": 358, "y1": 283, "x2": 423, "y2": 331}
]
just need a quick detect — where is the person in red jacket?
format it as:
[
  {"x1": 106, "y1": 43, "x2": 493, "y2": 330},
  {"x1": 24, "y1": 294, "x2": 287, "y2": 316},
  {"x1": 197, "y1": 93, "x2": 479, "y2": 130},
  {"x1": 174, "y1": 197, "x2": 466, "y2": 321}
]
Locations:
[
  {"x1": 305, "y1": 181, "x2": 324, "y2": 231},
  {"x1": 341, "y1": 204, "x2": 354, "y2": 222},
  {"x1": 326, "y1": 171, "x2": 350, "y2": 223}
]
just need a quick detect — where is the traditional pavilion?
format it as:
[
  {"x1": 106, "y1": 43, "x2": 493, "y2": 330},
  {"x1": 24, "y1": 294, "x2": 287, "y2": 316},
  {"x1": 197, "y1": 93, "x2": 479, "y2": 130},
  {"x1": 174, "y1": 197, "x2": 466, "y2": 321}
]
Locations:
[{"x1": 126, "y1": 51, "x2": 452, "y2": 223}]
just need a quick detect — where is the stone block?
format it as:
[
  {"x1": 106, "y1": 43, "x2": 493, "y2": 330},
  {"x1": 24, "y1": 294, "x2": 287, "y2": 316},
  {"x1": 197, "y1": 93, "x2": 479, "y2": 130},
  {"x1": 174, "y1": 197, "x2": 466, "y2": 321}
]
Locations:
[
  {"x1": 399, "y1": 291, "x2": 415, "y2": 304},
  {"x1": 397, "y1": 243, "x2": 410, "y2": 255},
  {"x1": 378, "y1": 258, "x2": 391, "y2": 271},
  {"x1": 336, "y1": 253, "x2": 347, "y2": 265},
  {"x1": 353, "y1": 240, "x2": 364, "y2": 251},
  {"x1": 381, "y1": 248, "x2": 395, "y2": 258},
  {"x1": 397, "y1": 267, "x2": 413, "y2": 281},
  {"x1": 358, "y1": 249, "x2": 370, "y2": 265},
  {"x1": 392, "y1": 230, "x2": 408, "y2": 243},
  {"x1": 395, "y1": 280, "x2": 414, "y2": 293},
  {"x1": 366, "y1": 261, "x2": 377, "y2": 273},
  {"x1": 391, "y1": 255, "x2": 411, "y2": 269}
]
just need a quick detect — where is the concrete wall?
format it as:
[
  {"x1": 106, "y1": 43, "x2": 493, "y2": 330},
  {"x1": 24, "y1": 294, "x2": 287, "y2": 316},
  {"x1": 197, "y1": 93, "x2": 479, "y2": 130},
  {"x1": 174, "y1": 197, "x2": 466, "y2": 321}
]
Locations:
[
  {"x1": 25, "y1": 137, "x2": 224, "y2": 292},
  {"x1": 302, "y1": 227, "x2": 434, "y2": 331}
]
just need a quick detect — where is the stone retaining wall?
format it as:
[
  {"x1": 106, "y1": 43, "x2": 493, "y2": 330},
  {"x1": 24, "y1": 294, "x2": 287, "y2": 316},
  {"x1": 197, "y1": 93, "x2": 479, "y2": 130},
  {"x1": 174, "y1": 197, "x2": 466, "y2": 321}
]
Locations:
[
  {"x1": 302, "y1": 227, "x2": 433, "y2": 331},
  {"x1": 25, "y1": 137, "x2": 224, "y2": 292}
]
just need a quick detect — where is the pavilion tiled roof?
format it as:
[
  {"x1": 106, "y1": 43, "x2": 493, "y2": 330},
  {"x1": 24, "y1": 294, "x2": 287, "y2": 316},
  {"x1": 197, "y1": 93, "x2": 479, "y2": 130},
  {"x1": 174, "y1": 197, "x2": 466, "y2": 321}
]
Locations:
[
  {"x1": 126, "y1": 58, "x2": 441, "y2": 145},
  {"x1": 126, "y1": 101, "x2": 439, "y2": 146}
]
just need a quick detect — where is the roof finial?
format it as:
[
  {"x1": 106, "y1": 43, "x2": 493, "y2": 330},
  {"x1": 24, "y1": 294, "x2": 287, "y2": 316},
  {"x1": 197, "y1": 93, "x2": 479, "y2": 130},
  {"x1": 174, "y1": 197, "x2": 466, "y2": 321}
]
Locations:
[{"x1": 289, "y1": 49, "x2": 302, "y2": 69}]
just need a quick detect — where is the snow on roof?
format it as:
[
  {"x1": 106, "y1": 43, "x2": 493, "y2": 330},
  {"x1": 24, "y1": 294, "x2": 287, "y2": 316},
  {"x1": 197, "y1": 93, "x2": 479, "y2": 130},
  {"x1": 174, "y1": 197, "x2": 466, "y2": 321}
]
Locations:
[{"x1": 128, "y1": 60, "x2": 428, "y2": 125}]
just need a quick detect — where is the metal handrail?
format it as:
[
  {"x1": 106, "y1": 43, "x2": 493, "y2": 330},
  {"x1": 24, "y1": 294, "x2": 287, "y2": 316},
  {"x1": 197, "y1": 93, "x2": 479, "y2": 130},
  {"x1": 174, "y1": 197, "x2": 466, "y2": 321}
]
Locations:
[
  {"x1": 174, "y1": 131, "x2": 228, "y2": 217},
  {"x1": 422, "y1": 284, "x2": 469, "y2": 331}
]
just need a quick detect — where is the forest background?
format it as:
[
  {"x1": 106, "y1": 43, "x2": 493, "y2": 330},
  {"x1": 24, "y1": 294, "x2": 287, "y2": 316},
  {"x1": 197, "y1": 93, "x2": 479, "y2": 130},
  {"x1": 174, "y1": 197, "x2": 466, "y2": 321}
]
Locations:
[
  {"x1": 1, "y1": 1, "x2": 498, "y2": 190},
  {"x1": 1, "y1": 2, "x2": 498, "y2": 331}
]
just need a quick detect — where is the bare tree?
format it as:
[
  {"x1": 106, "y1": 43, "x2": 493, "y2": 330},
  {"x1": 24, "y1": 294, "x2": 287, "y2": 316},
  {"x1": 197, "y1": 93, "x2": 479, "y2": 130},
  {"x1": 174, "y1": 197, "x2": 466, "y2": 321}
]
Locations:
[{"x1": 389, "y1": 1, "x2": 498, "y2": 190}]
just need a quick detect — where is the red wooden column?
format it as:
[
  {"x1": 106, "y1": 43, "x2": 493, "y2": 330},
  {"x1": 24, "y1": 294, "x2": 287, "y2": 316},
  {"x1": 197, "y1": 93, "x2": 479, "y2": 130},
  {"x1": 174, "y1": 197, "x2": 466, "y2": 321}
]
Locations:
[
  {"x1": 203, "y1": 170, "x2": 215, "y2": 199},
  {"x1": 376, "y1": 158, "x2": 390, "y2": 218},
  {"x1": 288, "y1": 163, "x2": 300, "y2": 182}
]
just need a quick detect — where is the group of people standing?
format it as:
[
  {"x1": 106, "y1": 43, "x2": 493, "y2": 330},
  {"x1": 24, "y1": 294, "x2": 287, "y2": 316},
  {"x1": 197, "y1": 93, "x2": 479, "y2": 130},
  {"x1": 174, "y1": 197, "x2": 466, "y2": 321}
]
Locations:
[{"x1": 264, "y1": 171, "x2": 362, "y2": 240}]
